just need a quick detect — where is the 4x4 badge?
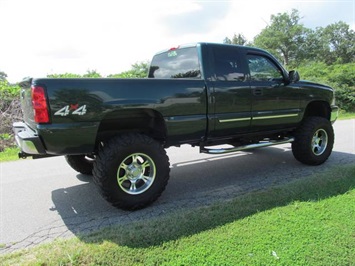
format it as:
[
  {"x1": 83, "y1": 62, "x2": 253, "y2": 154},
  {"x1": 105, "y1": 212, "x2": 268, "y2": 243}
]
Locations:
[{"x1": 54, "y1": 105, "x2": 87, "y2": 116}]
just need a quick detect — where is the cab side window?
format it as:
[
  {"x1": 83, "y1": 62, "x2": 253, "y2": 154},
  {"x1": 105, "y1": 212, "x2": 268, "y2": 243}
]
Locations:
[
  {"x1": 213, "y1": 47, "x2": 246, "y2": 81},
  {"x1": 247, "y1": 55, "x2": 283, "y2": 81}
]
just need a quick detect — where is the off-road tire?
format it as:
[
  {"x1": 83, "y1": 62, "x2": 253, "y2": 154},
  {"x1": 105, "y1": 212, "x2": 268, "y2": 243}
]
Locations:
[
  {"x1": 93, "y1": 133, "x2": 170, "y2": 210},
  {"x1": 292, "y1": 116, "x2": 334, "y2": 165},
  {"x1": 65, "y1": 155, "x2": 94, "y2": 175}
]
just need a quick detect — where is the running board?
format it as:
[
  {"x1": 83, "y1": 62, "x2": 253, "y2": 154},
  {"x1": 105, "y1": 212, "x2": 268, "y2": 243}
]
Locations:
[{"x1": 200, "y1": 138, "x2": 295, "y2": 154}]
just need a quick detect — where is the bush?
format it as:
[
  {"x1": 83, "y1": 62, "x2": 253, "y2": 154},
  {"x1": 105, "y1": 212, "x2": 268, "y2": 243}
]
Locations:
[
  {"x1": 297, "y1": 62, "x2": 355, "y2": 111},
  {"x1": 335, "y1": 87, "x2": 355, "y2": 112},
  {"x1": 0, "y1": 81, "x2": 22, "y2": 151}
]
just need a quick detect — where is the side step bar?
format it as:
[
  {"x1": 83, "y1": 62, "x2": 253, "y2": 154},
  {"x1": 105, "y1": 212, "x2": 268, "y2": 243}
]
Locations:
[{"x1": 200, "y1": 137, "x2": 295, "y2": 154}]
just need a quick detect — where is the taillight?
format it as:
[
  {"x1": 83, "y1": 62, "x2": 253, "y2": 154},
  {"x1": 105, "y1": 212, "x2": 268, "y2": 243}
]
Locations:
[{"x1": 31, "y1": 86, "x2": 49, "y2": 123}]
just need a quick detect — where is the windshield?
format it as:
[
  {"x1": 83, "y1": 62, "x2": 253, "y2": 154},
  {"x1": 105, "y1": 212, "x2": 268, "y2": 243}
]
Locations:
[{"x1": 148, "y1": 47, "x2": 201, "y2": 79}]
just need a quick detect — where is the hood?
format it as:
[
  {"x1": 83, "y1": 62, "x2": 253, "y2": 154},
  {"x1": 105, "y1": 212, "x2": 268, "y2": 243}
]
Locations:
[{"x1": 298, "y1": 80, "x2": 334, "y2": 92}]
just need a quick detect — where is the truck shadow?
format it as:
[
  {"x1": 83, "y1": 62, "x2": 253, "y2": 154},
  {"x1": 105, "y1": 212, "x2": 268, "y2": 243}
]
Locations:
[{"x1": 51, "y1": 147, "x2": 355, "y2": 248}]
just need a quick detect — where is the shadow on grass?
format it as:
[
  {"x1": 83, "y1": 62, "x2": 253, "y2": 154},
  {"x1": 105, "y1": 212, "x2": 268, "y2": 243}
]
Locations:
[
  {"x1": 78, "y1": 163, "x2": 355, "y2": 249},
  {"x1": 49, "y1": 145, "x2": 355, "y2": 249}
]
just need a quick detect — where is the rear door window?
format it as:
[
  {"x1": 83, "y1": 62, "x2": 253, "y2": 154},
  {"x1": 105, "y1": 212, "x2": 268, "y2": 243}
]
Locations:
[{"x1": 212, "y1": 46, "x2": 246, "y2": 81}]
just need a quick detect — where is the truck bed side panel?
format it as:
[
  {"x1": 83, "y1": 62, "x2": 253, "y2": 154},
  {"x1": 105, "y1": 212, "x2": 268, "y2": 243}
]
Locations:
[{"x1": 31, "y1": 78, "x2": 207, "y2": 154}]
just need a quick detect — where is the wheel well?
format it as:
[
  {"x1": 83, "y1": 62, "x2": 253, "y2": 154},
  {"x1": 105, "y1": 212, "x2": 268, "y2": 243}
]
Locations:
[
  {"x1": 303, "y1": 101, "x2": 331, "y2": 121},
  {"x1": 95, "y1": 109, "x2": 167, "y2": 147}
]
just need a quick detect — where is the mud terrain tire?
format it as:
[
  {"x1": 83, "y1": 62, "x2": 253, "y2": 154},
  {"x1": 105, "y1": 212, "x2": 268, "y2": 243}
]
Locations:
[
  {"x1": 292, "y1": 117, "x2": 334, "y2": 165},
  {"x1": 93, "y1": 133, "x2": 170, "y2": 210}
]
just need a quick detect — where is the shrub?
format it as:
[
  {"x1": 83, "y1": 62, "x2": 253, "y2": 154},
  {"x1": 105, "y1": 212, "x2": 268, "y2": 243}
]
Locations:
[
  {"x1": 0, "y1": 81, "x2": 22, "y2": 151},
  {"x1": 297, "y1": 62, "x2": 355, "y2": 111},
  {"x1": 335, "y1": 86, "x2": 355, "y2": 112}
]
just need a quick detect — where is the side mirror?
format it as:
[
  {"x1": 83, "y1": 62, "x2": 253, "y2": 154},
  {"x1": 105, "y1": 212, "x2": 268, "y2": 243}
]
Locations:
[{"x1": 288, "y1": 70, "x2": 300, "y2": 83}]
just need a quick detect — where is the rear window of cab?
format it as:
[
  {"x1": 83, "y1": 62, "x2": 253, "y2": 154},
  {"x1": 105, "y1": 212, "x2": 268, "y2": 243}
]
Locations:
[{"x1": 148, "y1": 47, "x2": 201, "y2": 79}]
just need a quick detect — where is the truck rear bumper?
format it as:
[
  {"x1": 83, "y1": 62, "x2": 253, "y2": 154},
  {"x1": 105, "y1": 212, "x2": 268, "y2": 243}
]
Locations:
[{"x1": 13, "y1": 122, "x2": 47, "y2": 156}]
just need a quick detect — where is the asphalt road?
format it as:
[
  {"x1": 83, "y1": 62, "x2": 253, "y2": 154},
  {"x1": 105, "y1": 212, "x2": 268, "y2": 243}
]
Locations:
[{"x1": 1, "y1": 119, "x2": 354, "y2": 253}]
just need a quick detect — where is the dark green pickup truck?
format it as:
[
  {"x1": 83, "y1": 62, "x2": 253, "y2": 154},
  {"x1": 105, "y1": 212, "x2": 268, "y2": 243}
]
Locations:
[{"x1": 14, "y1": 42, "x2": 338, "y2": 210}]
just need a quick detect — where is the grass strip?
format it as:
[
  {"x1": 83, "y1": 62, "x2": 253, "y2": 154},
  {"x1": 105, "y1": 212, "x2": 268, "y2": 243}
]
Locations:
[
  {"x1": 0, "y1": 147, "x2": 20, "y2": 162},
  {"x1": 338, "y1": 111, "x2": 355, "y2": 120}
]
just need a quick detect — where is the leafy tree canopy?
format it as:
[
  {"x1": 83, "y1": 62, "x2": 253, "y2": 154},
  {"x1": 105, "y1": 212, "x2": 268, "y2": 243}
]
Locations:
[
  {"x1": 223, "y1": 33, "x2": 248, "y2": 46},
  {"x1": 315, "y1": 21, "x2": 355, "y2": 64},
  {"x1": 253, "y1": 9, "x2": 308, "y2": 66},
  {"x1": 108, "y1": 61, "x2": 149, "y2": 78},
  {"x1": 225, "y1": 9, "x2": 354, "y2": 66},
  {"x1": 83, "y1": 70, "x2": 102, "y2": 78},
  {"x1": 0, "y1": 71, "x2": 8, "y2": 81},
  {"x1": 47, "y1": 62, "x2": 150, "y2": 79}
]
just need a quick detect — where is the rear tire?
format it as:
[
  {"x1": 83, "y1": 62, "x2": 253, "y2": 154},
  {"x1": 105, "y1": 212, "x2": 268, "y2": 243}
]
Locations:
[
  {"x1": 292, "y1": 117, "x2": 334, "y2": 165},
  {"x1": 93, "y1": 133, "x2": 170, "y2": 210},
  {"x1": 65, "y1": 155, "x2": 94, "y2": 175}
]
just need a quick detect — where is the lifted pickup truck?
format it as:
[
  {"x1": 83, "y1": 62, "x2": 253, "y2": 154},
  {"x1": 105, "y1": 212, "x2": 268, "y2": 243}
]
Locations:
[{"x1": 14, "y1": 42, "x2": 338, "y2": 210}]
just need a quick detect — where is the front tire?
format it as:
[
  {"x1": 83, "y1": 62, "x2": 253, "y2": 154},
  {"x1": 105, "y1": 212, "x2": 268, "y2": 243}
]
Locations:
[
  {"x1": 93, "y1": 133, "x2": 170, "y2": 210},
  {"x1": 292, "y1": 117, "x2": 334, "y2": 165}
]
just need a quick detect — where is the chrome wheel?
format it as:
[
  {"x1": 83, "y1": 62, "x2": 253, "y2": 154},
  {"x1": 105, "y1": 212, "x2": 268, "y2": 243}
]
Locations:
[
  {"x1": 311, "y1": 129, "x2": 328, "y2": 156},
  {"x1": 117, "y1": 153, "x2": 156, "y2": 195},
  {"x1": 93, "y1": 133, "x2": 170, "y2": 210}
]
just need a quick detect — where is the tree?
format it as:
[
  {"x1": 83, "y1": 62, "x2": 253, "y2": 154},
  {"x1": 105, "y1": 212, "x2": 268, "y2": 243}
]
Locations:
[
  {"x1": 316, "y1": 21, "x2": 355, "y2": 64},
  {"x1": 223, "y1": 37, "x2": 232, "y2": 44},
  {"x1": 0, "y1": 71, "x2": 7, "y2": 81},
  {"x1": 83, "y1": 69, "x2": 102, "y2": 78},
  {"x1": 223, "y1": 33, "x2": 248, "y2": 46},
  {"x1": 46, "y1": 62, "x2": 150, "y2": 79},
  {"x1": 47, "y1": 70, "x2": 102, "y2": 78},
  {"x1": 253, "y1": 9, "x2": 308, "y2": 66},
  {"x1": 300, "y1": 22, "x2": 355, "y2": 65},
  {"x1": 47, "y1": 73, "x2": 82, "y2": 78},
  {"x1": 108, "y1": 61, "x2": 150, "y2": 78}
]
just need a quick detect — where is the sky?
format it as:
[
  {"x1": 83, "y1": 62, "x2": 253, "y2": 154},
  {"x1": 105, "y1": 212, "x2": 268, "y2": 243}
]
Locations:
[{"x1": 0, "y1": 0, "x2": 354, "y2": 83}]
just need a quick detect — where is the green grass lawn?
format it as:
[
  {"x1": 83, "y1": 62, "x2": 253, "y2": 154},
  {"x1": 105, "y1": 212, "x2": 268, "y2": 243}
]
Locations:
[
  {"x1": 0, "y1": 147, "x2": 20, "y2": 162},
  {"x1": 338, "y1": 111, "x2": 355, "y2": 120},
  {"x1": 2, "y1": 164, "x2": 354, "y2": 265}
]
